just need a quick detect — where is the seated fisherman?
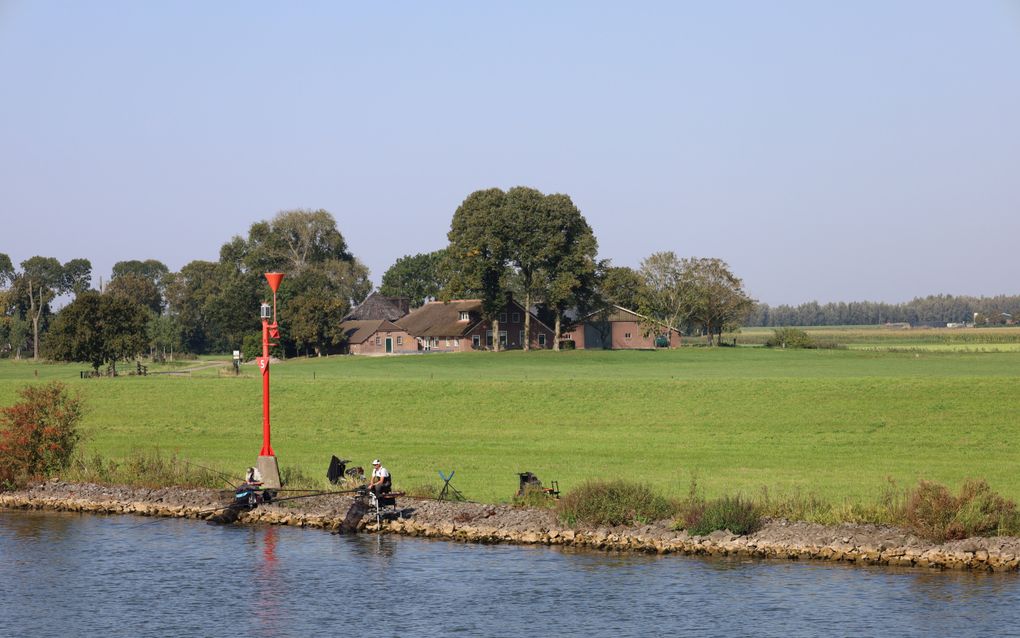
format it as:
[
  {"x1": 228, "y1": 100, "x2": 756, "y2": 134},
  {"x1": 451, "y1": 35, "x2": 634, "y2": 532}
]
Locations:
[
  {"x1": 367, "y1": 459, "x2": 391, "y2": 496},
  {"x1": 245, "y1": 466, "x2": 263, "y2": 485}
]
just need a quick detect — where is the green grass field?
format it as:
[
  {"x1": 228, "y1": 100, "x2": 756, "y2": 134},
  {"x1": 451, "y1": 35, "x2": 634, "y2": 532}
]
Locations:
[{"x1": 2, "y1": 344, "x2": 1019, "y2": 505}]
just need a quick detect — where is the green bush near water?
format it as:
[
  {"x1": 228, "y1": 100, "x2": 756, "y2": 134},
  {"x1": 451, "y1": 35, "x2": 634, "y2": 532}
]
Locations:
[
  {"x1": 905, "y1": 479, "x2": 1020, "y2": 542},
  {"x1": 557, "y1": 480, "x2": 676, "y2": 526},
  {"x1": 680, "y1": 494, "x2": 762, "y2": 536}
]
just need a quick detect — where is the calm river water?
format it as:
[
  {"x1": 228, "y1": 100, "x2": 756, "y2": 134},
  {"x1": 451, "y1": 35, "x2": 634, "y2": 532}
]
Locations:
[{"x1": 4, "y1": 510, "x2": 1020, "y2": 637}]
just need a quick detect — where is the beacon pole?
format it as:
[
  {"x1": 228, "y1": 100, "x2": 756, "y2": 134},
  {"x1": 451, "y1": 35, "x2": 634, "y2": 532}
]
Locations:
[{"x1": 256, "y1": 272, "x2": 285, "y2": 489}]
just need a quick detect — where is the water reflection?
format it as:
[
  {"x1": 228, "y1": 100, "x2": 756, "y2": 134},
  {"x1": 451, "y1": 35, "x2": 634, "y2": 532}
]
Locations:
[{"x1": 4, "y1": 510, "x2": 1020, "y2": 637}]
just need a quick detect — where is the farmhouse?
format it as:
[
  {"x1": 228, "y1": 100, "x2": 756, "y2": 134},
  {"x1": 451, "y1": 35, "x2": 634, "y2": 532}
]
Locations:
[
  {"x1": 395, "y1": 298, "x2": 555, "y2": 352},
  {"x1": 560, "y1": 305, "x2": 681, "y2": 350},
  {"x1": 339, "y1": 319, "x2": 417, "y2": 355}
]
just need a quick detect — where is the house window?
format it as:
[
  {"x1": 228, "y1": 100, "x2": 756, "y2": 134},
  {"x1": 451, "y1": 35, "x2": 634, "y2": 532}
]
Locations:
[
  {"x1": 486, "y1": 331, "x2": 493, "y2": 347},
  {"x1": 459, "y1": 311, "x2": 469, "y2": 321},
  {"x1": 375, "y1": 336, "x2": 381, "y2": 346},
  {"x1": 396, "y1": 336, "x2": 403, "y2": 346},
  {"x1": 519, "y1": 330, "x2": 525, "y2": 345},
  {"x1": 473, "y1": 335, "x2": 480, "y2": 348},
  {"x1": 454, "y1": 338, "x2": 460, "y2": 347},
  {"x1": 431, "y1": 337, "x2": 438, "y2": 347},
  {"x1": 446, "y1": 338, "x2": 451, "y2": 347},
  {"x1": 512, "y1": 312, "x2": 520, "y2": 323},
  {"x1": 499, "y1": 331, "x2": 507, "y2": 346},
  {"x1": 624, "y1": 332, "x2": 632, "y2": 340},
  {"x1": 499, "y1": 313, "x2": 507, "y2": 324},
  {"x1": 538, "y1": 333, "x2": 546, "y2": 347}
]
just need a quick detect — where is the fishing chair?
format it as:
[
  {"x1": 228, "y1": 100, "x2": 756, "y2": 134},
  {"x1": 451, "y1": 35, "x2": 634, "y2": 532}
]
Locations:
[{"x1": 369, "y1": 490, "x2": 404, "y2": 525}]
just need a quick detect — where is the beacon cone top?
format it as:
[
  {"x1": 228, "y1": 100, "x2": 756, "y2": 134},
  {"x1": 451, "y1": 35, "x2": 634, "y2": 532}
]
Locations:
[{"x1": 265, "y1": 272, "x2": 284, "y2": 293}]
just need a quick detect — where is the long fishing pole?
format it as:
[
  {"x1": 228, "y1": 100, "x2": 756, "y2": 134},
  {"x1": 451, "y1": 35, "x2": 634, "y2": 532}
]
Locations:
[
  {"x1": 176, "y1": 458, "x2": 243, "y2": 490},
  {"x1": 269, "y1": 487, "x2": 366, "y2": 503}
]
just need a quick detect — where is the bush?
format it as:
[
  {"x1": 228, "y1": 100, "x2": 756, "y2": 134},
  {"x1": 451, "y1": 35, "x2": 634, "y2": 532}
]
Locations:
[
  {"x1": 558, "y1": 480, "x2": 675, "y2": 527},
  {"x1": 905, "y1": 479, "x2": 1020, "y2": 542},
  {"x1": 680, "y1": 494, "x2": 762, "y2": 536},
  {"x1": 0, "y1": 382, "x2": 85, "y2": 489},
  {"x1": 764, "y1": 327, "x2": 815, "y2": 349}
]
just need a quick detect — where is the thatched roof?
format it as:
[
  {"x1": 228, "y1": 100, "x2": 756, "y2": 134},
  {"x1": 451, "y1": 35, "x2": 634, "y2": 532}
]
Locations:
[
  {"x1": 339, "y1": 320, "x2": 405, "y2": 344},
  {"x1": 396, "y1": 300, "x2": 481, "y2": 337},
  {"x1": 344, "y1": 292, "x2": 410, "y2": 321}
]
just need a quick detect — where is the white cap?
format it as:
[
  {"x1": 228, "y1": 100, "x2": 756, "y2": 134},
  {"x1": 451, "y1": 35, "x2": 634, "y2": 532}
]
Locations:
[{"x1": 372, "y1": 459, "x2": 381, "y2": 465}]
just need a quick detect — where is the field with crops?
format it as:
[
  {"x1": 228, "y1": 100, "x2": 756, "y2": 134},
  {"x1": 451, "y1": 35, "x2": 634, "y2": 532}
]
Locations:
[{"x1": 3, "y1": 338, "x2": 1019, "y2": 506}]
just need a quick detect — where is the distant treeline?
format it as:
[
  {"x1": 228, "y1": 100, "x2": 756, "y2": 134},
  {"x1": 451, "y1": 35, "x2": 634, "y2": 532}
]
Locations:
[{"x1": 747, "y1": 295, "x2": 1020, "y2": 328}]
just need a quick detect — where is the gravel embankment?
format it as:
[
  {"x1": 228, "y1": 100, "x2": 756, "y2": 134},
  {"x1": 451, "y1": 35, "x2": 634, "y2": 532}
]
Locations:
[{"x1": 4, "y1": 480, "x2": 1020, "y2": 572}]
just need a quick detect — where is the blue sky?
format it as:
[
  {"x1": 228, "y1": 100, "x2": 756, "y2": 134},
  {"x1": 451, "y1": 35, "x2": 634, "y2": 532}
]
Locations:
[{"x1": 1, "y1": 1, "x2": 1018, "y2": 305}]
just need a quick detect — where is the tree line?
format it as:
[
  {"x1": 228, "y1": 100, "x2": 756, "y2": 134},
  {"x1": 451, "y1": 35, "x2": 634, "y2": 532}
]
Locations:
[
  {"x1": 31, "y1": 185, "x2": 1020, "y2": 368},
  {"x1": 748, "y1": 295, "x2": 1020, "y2": 328}
]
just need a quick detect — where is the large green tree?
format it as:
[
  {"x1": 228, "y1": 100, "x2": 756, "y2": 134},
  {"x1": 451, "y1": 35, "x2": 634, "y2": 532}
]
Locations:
[
  {"x1": 111, "y1": 259, "x2": 170, "y2": 286},
  {"x1": 0, "y1": 253, "x2": 13, "y2": 287},
  {"x1": 681, "y1": 257, "x2": 755, "y2": 344},
  {"x1": 600, "y1": 265, "x2": 646, "y2": 311},
  {"x1": 538, "y1": 193, "x2": 599, "y2": 350},
  {"x1": 62, "y1": 259, "x2": 93, "y2": 298},
  {"x1": 166, "y1": 209, "x2": 368, "y2": 355},
  {"x1": 444, "y1": 189, "x2": 511, "y2": 351},
  {"x1": 639, "y1": 251, "x2": 690, "y2": 334},
  {"x1": 45, "y1": 291, "x2": 149, "y2": 374},
  {"x1": 285, "y1": 260, "x2": 368, "y2": 355},
  {"x1": 379, "y1": 248, "x2": 448, "y2": 308},
  {"x1": 146, "y1": 313, "x2": 182, "y2": 362},
  {"x1": 639, "y1": 252, "x2": 754, "y2": 343},
  {"x1": 106, "y1": 274, "x2": 163, "y2": 314},
  {"x1": 502, "y1": 187, "x2": 558, "y2": 351},
  {"x1": 15, "y1": 257, "x2": 91, "y2": 360}
]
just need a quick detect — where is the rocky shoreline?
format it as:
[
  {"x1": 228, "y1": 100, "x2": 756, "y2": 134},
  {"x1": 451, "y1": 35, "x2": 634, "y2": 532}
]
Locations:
[{"x1": 5, "y1": 480, "x2": 1020, "y2": 572}]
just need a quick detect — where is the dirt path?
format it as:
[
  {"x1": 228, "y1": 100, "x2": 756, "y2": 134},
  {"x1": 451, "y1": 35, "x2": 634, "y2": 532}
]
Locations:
[{"x1": 149, "y1": 361, "x2": 230, "y2": 375}]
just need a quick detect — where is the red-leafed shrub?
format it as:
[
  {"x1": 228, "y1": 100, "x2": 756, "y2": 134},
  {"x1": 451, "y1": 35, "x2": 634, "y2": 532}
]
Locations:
[{"x1": 0, "y1": 382, "x2": 85, "y2": 489}]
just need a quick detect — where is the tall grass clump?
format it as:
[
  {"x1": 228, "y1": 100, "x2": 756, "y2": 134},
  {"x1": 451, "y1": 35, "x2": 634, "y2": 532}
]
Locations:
[
  {"x1": 66, "y1": 450, "x2": 236, "y2": 489},
  {"x1": 0, "y1": 382, "x2": 85, "y2": 489},
  {"x1": 406, "y1": 482, "x2": 440, "y2": 499},
  {"x1": 905, "y1": 479, "x2": 1020, "y2": 542},
  {"x1": 558, "y1": 480, "x2": 675, "y2": 526},
  {"x1": 514, "y1": 484, "x2": 556, "y2": 508},
  {"x1": 679, "y1": 494, "x2": 762, "y2": 536}
]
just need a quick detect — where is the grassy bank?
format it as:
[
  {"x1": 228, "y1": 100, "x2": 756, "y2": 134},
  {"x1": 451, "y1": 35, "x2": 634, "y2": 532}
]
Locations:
[{"x1": 2, "y1": 347, "x2": 1019, "y2": 504}]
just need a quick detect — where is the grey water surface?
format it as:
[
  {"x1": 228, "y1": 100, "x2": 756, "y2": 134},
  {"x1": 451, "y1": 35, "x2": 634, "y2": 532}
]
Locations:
[{"x1": 3, "y1": 510, "x2": 1020, "y2": 637}]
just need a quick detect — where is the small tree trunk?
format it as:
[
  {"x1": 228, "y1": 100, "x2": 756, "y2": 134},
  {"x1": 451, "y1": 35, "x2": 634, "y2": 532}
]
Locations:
[
  {"x1": 32, "y1": 315, "x2": 40, "y2": 360},
  {"x1": 553, "y1": 311, "x2": 562, "y2": 351},
  {"x1": 523, "y1": 292, "x2": 531, "y2": 351},
  {"x1": 492, "y1": 318, "x2": 500, "y2": 352},
  {"x1": 29, "y1": 280, "x2": 40, "y2": 360}
]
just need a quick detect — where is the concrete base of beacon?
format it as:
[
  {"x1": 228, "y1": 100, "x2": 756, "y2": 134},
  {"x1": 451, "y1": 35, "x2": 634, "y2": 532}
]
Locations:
[{"x1": 257, "y1": 455, "x2": 282, "y2": 489}]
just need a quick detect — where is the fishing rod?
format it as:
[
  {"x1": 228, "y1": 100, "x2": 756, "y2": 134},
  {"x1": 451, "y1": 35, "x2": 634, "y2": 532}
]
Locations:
[
  {"x1": 269, "y1": 487, "x2": 366, "y2": 503},
  {"x1": 122, "y1": 486, "x2": 367, "y2": 529},
  {"x1": 176, "y1": 458, "x2": 244, "y2": 490}
]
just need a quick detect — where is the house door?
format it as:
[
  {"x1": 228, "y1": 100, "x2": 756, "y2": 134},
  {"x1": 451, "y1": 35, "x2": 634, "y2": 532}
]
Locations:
[{"x1": 385, "y1": 337, "x2": 393, "y2": 353}]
